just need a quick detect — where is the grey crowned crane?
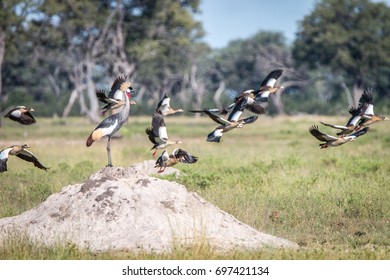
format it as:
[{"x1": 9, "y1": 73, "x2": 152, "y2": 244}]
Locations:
[
  {"x1": 86, "y1": 76, "x2": 135, "y2": 167},
  {"x1": 309, "y1": 125, "x2": 369, "y2": 149},
  {"x1": 156, "y1": 93, "x2": 183, "y2": 116},
  {"x1": 4, "y1": 106, "x2": 36, "y2": 125},
  {"x1": 154, "y1": 148, "x2": 198, "y2": 173},
  {"x1": 145, "y1": 111, "x2": 183, "y2": 157},
  {"x1": 0, "y1": 144, "x2": 48, "y2": 172}
]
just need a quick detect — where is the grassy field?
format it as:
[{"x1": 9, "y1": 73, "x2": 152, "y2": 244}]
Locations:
[{"x1": 0, "y1": 114, "x2": 389, "y2": 259}]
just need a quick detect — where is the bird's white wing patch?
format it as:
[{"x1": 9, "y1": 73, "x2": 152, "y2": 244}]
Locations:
[
  {"x1": 0, "y1": 148, "x2": 13, "y2": 160},
  {"x1": 349, "y1": 116, "x2": 362, "y2": 126},
  {"x1": 344, "y1": 135, "x2": 356, "y2": 141},
  {"x1": 229, "y1": 111, "x2": 242, "y2": 122},
  {"x1": 159, "y1": 126, "x2": 168, "y2": 140},
  {"x1": 161, "y1": 98, "x2": 170, "y2": 107},
  {"x1": 113, "y1": 90, "x2": 125, "y2": 101},
  {"x1": 11, "y1": 110, "x2": 22, "y2": 117},
  {"x1": 266, "y1": 78, "x2": 277, "y2": 87},
  {"x1": 259, "y1": 90, "x2": 271, "y2": 99},
  {"x1": 364, "y1": 104, "x2": 374, "y2": 116},
  {"x1": 104, "y1": 119, "x2": 119, "y2": 135},
  {"x1": 214, "y1": 128, "x2": 223, "y2": 137},
  {"x1": 162, "y1": 150, "x2": 169, "y2": 161}
]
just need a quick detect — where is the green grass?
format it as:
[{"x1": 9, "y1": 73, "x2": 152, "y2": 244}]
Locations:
[{"x1": 0, "y1": 115, "x2": 389, "y2": 259}]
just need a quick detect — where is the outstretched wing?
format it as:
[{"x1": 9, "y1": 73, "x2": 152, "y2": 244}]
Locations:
[
  {"x1": 16, "y1": 149, "x2": 49, "y2": 171},
  {"x1": 345, "y1": 106, "x2": 363, "y2": 126},
  {"x1": 189, "y1": 109, "x2": 230, "y2": 126},
  {"x1": 96, "y1": 89, "x2": 108, "y2": 103},
  {"x1": 172, "y1": 148, "x2": 198, "y2": 164},
  {"x1": 319, "y1": 121, "x2": 347, "y2": 130},
  {"x1": 241, "y1": 115, "x2": 258, "y2": 125},
  {"x1": 203, "y1": 110, "x2": 231, "y2": 125},
  {"x1": 246, "y1": 102, "x2": 267, "y2": 115},
  {"x1": 148, "y1": 112, "x2": 168, "y2": 145},
  {"x1": 108, "y1": 76, "x2": 132, "y2": 100},
  {"x1": 156, "y1": 93, "x2": 169, "y2": 111},
  {"x1": 359, "y1": 88, "x2": 374, "y2": 117},
  {"x1": 309, "y1": 125, "x2": 338, "y2": 142},
  {"x1": 260, "y1": 69, "x2": 283, "y2": 87},
  {"x1": 109, "y1": 76, "x2": 127, "y2": 95},
  {"x1": 350, "y1": 127, "x2": 369, "y2": 138},
  {"x1": 228, "y1": 97, "x2": 247, "y2": 121},
  {"x1": 96, "y1": 89, "x2": 125, "y2": 113}
]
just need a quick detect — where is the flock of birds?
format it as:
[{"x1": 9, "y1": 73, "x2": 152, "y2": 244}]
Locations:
[
  {"x1": 1, "y1": 70, "x2": 388, "y2": 173},
  {"x1": 310, "y1": 88, "x2": 388, "y2": 148}
]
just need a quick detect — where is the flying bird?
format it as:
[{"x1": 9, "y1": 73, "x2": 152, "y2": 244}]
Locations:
[
  {"x1": 86, "y1": 76, "x2": 134, "y2": 167},
  {"x1": 190, "y1": 108, "x2": 258, "y2": 142},
  {"x1": 146, "y1": 111, "x2": 182, "y2": 157},
  {"x1": 320, "y1": 106, "x2": 363, "y2": 136},
  {"x1": 154, "y1": 148, "x2": 198, "y2": 173},
  {"x1": 155, "y1": 93, "x2": 183, "y2": 116},
  {"x1": 96, "y1": 89, "x2": 126, "y2": 116},
  {"x1": 254, "y1": 68, "x2": 285, "y2": 101},
  {"x1": 96, "y1": 83, "x2": 136, "y2": 116},
  {"x1": 356, "y1": 88, "x2": 389, "y2": 129},
  {"x1": 4, "y1": 106, "x2": 36, "y2": 125},
  {"x1": 0, "y1": 144, "x2": 49, "y2": 172},
  {"x1": 228, "y1": 69, "x2": 284, "y2": 118},
  {"x1": 309, "y1": 125, "x2": 369, "y2": 149}
]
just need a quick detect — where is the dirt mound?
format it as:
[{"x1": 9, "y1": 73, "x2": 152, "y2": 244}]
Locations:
[{"x1": 0, "y1": 163, "x2": 298, "y2": 253}]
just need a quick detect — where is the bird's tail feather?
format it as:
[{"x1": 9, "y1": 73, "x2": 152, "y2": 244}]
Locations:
[{"x1": 86, "y1": 134, "x2": 94, "y2": 147}]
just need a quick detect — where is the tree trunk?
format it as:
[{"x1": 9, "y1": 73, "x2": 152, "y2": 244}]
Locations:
[
  {"x1": 0, "y1": 28, "x2": 5, "y2": 127},
  {"x1": 190, "y1": 63, "x2": 205, "y2": 111},
  {"x1": 352, "y1": 83, "x2": 364, "y2": 108},
  {"x1": 271, "y1": 90, "x2": 285, "y2": 115},
  {"x1": 84, "y1": 59, "x2": 100, "y2": 123},
  {"x1": 63, "y1": 84, "x2": 86, "y2": 118},
  {"x1": 340, "y1": 80, "x2": 354, "y2": 108},
  {"x1": 213, "y1": 80, "x2": 225, "y2": 110},
  {"x1": 111, "y1": 0, "x2": 136, "y2": 79}
]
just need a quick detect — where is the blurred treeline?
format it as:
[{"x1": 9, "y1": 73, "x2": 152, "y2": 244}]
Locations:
[{"x1": 1, "y1": 0, "x2": 390, "y2": 123}]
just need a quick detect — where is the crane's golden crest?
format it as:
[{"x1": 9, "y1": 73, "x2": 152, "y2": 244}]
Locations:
[{"x1": 120, "y1": 81, "x2": 131, "y2": 92}]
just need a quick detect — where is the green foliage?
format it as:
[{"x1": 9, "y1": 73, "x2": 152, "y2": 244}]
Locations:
[
  {"x1": 2, "y1": 0, "x2": 390, "y2": 118},
  {"x1": 293, "y1": 0, "x2": 390, "y2": 92}
]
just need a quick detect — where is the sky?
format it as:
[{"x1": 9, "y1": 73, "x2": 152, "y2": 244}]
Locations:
[{"x1": 195, "y1": 0, "x2": 390, "y2": 49}]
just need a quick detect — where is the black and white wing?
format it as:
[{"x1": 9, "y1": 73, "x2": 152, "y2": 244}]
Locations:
[
  {"x1": 309, "y1": 125, "x2": 338, "y2": 142},
  {"x1": 16, "y1": 149, "x2": 49, "y2": 171},
  {"x1": 172, "y1": 148, "x2": 198, "y2": 164}
]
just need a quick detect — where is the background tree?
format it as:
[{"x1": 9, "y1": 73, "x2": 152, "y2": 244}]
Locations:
[
  {"x1": 1, "y1": 0, "x2": 204, "y2": 121},
  {"x1": 2, "y1": 0, "x2": 390, "y2": 119},
  {"x1": 119, "y1": 0, "x2": 204, "y2": 114},
  {"x1": 0, "y1": 0, "x2": 41, "y2": 126},
  {"x1": 293, "y1": 0, "x2": 390, "y2": 107}
]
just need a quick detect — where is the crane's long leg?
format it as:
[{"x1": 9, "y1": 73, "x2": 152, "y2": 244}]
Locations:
[{"x1": 106, "y1": 136, "x2": 113, "y2": 167}]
